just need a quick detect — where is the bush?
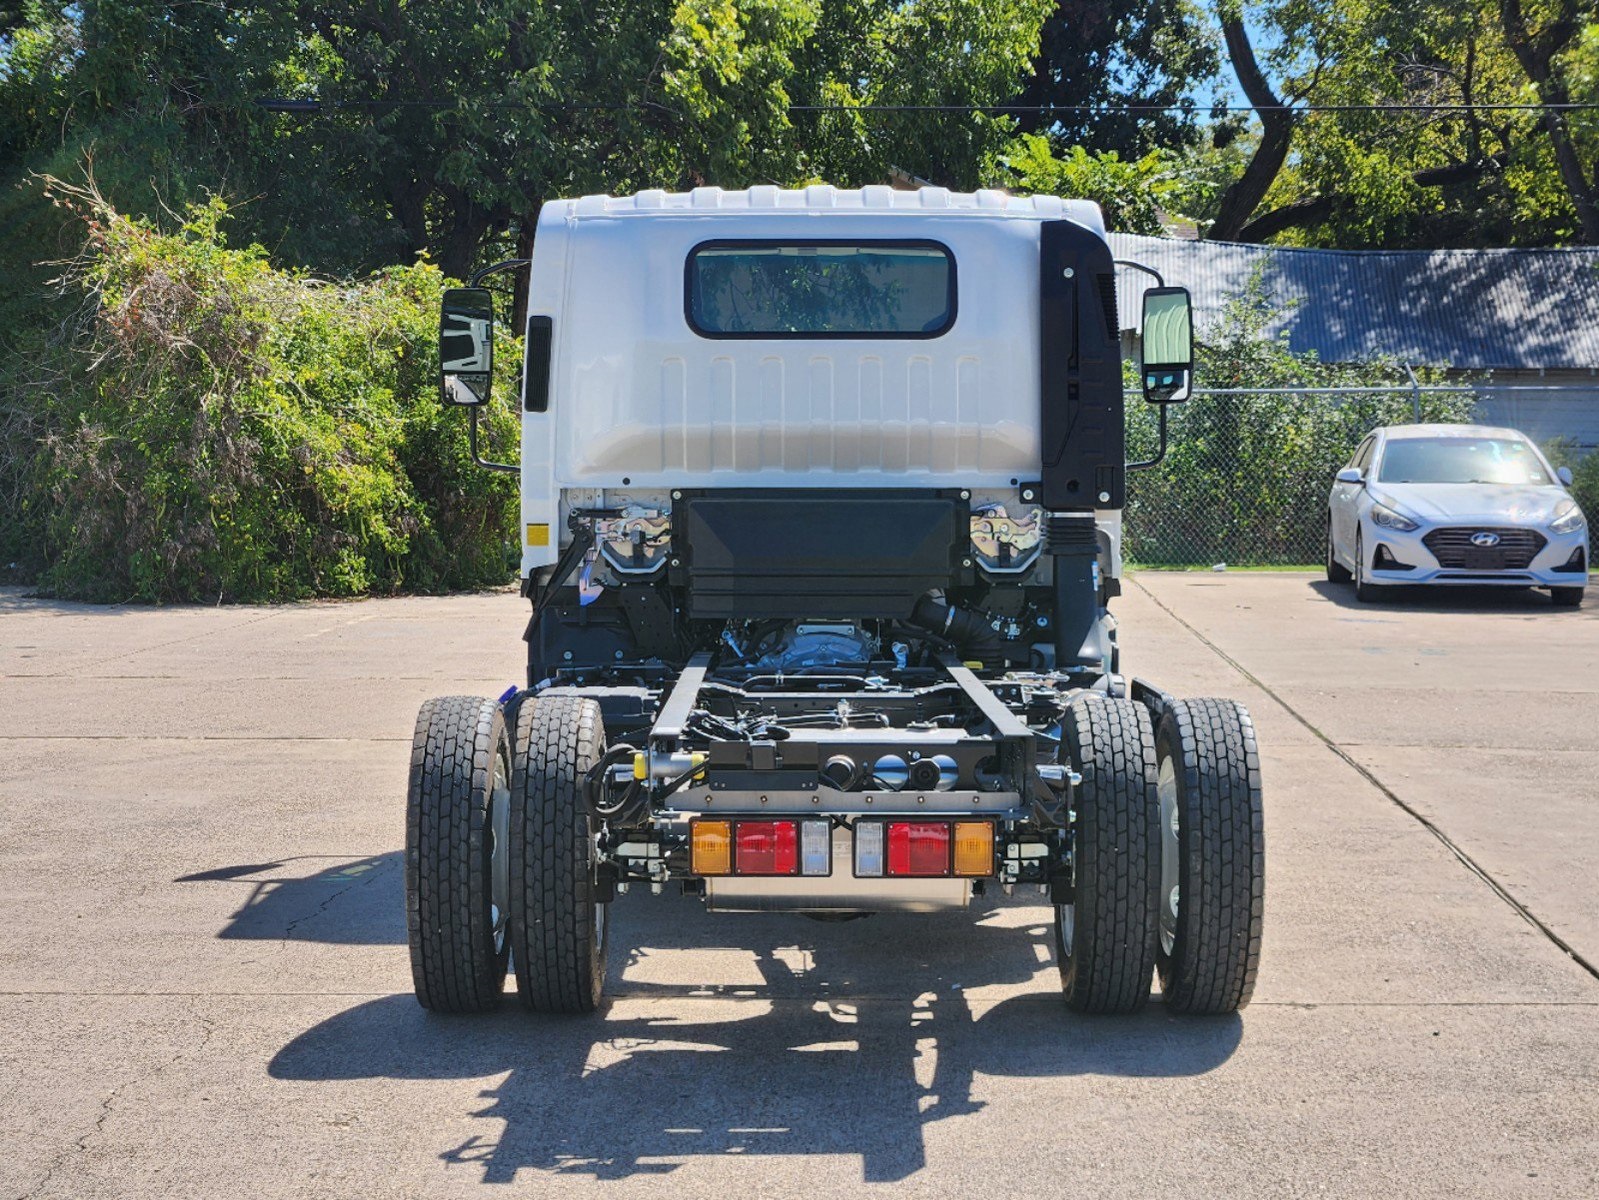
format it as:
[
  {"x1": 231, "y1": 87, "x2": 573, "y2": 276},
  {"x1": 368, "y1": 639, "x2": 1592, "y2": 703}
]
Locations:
[
  {"x1": 1124, "y1": 281, "x2": 1477, "y2": 566},
  {"x1": 0, "y1": 181, "x2": 520, "y2": 601}
]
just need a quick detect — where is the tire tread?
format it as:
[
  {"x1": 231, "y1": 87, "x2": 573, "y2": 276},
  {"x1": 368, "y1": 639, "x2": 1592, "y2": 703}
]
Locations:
[
  {"x1": 1058, "y1": 696, "x2": 1160, "y2": 1015},
  {"x1": 405, "y1": 695, "x2": 509, "y2": 1013},
  {"x1": 1157, "y1": 698, "x2": 1264, "y2": 1014},
  {"x1": 510, "y1": 694, "x2": 607, "y2": 1013}
]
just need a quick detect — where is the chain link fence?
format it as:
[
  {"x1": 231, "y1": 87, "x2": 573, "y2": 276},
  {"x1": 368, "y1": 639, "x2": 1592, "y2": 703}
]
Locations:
[{"x1": 1121, "y1": 384, "x2": 1595, "y2": 567}]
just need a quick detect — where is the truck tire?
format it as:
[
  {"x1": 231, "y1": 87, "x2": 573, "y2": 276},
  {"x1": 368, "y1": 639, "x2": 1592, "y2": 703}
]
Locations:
[
  {"x1": 1154, "y1": 699, "x2": 1264, "y2": 1014},
  {"x1": 1055, "y1": 696, "x2": 1161, "y2": 1014},
  {"x1": 405, "y1": 696, "x2": 512, "y2": 1013},
  {"x1": 509, "y1": 694, "x2": 609, "y2": 1013}
]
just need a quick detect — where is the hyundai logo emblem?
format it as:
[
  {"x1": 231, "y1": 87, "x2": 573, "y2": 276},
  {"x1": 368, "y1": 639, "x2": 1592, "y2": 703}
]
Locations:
[{"x1": 1470, "y1": 531, "x2": 1501, "y2": 548}]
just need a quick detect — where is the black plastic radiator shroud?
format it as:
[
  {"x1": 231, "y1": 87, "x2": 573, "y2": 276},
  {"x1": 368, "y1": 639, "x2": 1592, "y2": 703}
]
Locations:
[{"x1": 672, "y1": 489, "x2": 969, "y2": 620}]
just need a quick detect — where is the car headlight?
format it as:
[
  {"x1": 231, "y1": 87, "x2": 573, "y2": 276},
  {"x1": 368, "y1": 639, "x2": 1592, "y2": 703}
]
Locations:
[
  {"x1": 1551, "y1": 500, "x2": 1587, "y2": 535},
  {"x1": 1370, "y1": 503, "x2": 1419, "y2": 532}
]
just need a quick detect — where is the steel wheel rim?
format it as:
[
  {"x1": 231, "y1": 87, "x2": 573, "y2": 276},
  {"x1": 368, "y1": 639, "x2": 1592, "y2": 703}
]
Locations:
[
  {"x1": 1158, "y1": 753, "x2": 1180, "y2": 957},
  {"x1": 489, "y1": 748, "x2": 510, "y2": 954},
  {"x1": 1057, "y1": 902, "x2": 1075, "y2": 959},
  {"x1": 592, "y1": 827, "x2": 608, "y2": 944}
]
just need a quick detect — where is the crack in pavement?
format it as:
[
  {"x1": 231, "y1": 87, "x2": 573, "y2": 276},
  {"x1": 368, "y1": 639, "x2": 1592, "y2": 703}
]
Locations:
[
  {"x1": 1130, "y1": 575, "x2": 1599, "y2": 985},
  {"x1": 16, "y1": 997, "x2": 218, "y2": 1200},
  {"x1": 279, "y1": 858, "x2": 395, "y2": 948}
]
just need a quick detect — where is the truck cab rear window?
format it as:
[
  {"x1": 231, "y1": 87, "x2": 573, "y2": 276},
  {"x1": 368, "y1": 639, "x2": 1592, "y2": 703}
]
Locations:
[{"x1": 686, "y1": 241, "x2": 955, "y2": 338}]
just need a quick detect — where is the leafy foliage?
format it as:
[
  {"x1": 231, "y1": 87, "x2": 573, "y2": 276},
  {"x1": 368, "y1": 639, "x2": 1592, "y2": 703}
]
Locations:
[
  {"x1": 1011, "y1": 0, "x2": 1221, "y2": 155},
  {"x1": 1204, "y1": 0, "x2": 1599, "y2": 247},
  {"x1": 0, "y1": 182, "x2": 519, "y2": 600},
  {"x1": 995, "y1": 135, "x2": 1172, "y2": 233}
]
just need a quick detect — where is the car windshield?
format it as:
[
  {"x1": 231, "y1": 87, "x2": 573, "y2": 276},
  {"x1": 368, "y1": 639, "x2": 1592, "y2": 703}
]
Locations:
[{"x1": 1376, "y1": 436, "x2": 1550, "y2": 485}]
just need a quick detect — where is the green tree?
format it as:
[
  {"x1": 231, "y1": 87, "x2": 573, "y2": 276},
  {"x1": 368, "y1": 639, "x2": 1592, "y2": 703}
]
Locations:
[
  {"x1": 2, "y1": 1, "x2": 1055, "y2": 282},
  {"x1": 1011, "y1": 1, "x2": 1222, "y2": 155},
  {"x1": 1204, "y1": 0, "x2": 1590, "y2": 247}
]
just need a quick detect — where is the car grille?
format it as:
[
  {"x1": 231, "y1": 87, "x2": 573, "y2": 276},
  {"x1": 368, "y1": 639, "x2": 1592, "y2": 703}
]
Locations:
[{"x1": 1422, "y1": 527, "x2": 1547, "y2": 571}]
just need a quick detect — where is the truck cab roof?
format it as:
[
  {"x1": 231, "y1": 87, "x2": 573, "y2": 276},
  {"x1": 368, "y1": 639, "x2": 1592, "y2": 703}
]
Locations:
[{"x1": 544, "y1": 185, "x2": 1108, "y2": 235}]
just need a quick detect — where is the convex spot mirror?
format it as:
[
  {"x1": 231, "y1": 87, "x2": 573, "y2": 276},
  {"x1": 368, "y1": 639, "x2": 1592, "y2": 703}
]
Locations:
[
  {"x1": 440, "y1": 287, "x2": 494, "y2": 407},
  {"x1": 1141, "y1": 286, "x2": 1193, "y2": 404}
]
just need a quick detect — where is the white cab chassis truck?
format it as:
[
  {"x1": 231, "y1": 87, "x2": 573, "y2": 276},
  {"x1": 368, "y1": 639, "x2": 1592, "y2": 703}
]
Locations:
[{"x1": 409, "y1": 186, "x2": 1263, "y2": 1017}]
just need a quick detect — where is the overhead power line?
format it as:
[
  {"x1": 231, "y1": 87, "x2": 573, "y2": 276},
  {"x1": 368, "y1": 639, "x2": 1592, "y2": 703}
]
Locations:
[{"x1": 254, "y1": 97, "x2": 1599, "y2": 117}]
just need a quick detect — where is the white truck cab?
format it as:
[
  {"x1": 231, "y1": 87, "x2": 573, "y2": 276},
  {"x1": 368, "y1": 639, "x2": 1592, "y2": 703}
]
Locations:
[{"x1": 413, "y1": 186, "x2": 1261, "y2": 1021}]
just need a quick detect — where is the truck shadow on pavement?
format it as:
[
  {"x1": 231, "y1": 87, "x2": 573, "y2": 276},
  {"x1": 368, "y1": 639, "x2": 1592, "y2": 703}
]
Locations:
[
  {"x1": 176, "y1": 853, "x2": 404, "y2": 944},
  {"x1": 269, "y1": 893, "x2": 1242, "y2": 1184}
]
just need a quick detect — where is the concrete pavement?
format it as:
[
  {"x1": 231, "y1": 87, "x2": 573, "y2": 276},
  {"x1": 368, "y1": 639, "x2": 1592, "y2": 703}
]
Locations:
[{"x1": 1, "y1": 576, "x2": 1595, "y2": 1198}]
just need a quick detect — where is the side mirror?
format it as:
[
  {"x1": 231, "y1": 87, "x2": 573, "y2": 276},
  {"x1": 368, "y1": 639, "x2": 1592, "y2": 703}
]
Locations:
[
  {"x1": 1336, "y1": 467, "x2": 1365, "y2": 485},
  {"x1": 1141, "y1": 286, "x2": 1193, "y2": 404},
  {"x1": 440, "y1": 287, "x2": 494, "y2": 406},
  {"x1": 1557, "y1": 465, "x2": 1574, "y2": 487}
]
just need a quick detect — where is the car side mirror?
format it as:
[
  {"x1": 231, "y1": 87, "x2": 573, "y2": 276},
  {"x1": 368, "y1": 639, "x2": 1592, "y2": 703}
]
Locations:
[
  {"x1": 440, "y1": 287, "x2": 494, "y2": 406},
  {"x1": 1141, "y1": 286, "x2": 1193, "y2": 404},
  {"x1": 1336, "y1": 467, "x2": 1365, "y2": 485},
  {"x1": 1557, "y1": 465, "x2": 1574, "y2": 487}
]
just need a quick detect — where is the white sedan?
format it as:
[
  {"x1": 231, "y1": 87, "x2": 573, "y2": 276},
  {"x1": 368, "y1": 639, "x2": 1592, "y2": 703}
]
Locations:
[{"x1": 1327, "y1": 424, "x2": 1588, "y2": 607}]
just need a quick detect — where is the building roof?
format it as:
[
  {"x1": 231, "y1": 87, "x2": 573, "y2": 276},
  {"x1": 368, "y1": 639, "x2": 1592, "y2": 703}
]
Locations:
[{"x1": 1109, "y1": 233, "x2": 1599, "y2": 372}]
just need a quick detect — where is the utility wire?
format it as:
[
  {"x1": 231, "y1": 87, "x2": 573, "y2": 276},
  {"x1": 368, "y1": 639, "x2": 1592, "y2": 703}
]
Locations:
[{"x1": 254, "y1": 97, "x2": 1599, "y2": 116}]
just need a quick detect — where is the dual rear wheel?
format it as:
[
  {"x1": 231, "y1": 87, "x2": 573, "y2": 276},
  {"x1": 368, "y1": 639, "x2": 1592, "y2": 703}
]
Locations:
[
  {"x1": 405, "y1": 693, "x2": 608, "y2": 1014},
  {"x1": 1056, "y1": 695, "x2": 1264, "y2": 1014},
  {"x1": 407, "y1": 689, "x2": 1262, "y2": 1017}
]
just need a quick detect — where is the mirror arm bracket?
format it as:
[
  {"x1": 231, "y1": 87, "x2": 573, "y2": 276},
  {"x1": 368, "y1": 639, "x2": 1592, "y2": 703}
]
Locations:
[
  {"x1": 469, "y1": 406, "x2": 519, "y2": 475},
  {"x1": 1126, "y1": 401, "x2": 1169, "y2": 472},
  {"x1": 470, "y1": 258, "x2": 531, "y2": 287},
  {"x1": 1114, "y1": 259, "x2": 1165, "y2": 288}
]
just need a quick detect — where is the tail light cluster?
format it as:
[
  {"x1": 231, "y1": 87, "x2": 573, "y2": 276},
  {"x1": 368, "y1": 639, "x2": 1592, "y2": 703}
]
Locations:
[
  {"x1": 689, "y1": 818, "x2": 995, "y2": 879},
  {"x1": 855, "y1": 820, "x2": 994, "y2": 878},
  {"x1": 691, "y1": 819, "x2": 832, "y2": 877}
]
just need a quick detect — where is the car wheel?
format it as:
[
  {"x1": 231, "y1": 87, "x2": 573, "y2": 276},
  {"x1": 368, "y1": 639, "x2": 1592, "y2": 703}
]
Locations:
[
  {"x1": 1550, "y1": 586, "x2": 1585, "y2": 608},
  {"x1": 1325, "y1": 521, "x2": 1351, "y2": 584},
  {"x1": 1354, "y1": 530, "x2": 1381, "y2": 603}
]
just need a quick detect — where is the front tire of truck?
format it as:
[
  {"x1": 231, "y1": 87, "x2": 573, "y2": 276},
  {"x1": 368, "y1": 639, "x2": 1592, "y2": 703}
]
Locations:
[
  {"x1": 404, "y1": 696, "x2": 512, "y2": 1013},
  {"x1": 509, "y1": 694, "x2": 609, "y2": 1013},
  {"x1": 1055, "y1": 696, "x2": 1161, "y2": 1014},
  {"x1": 1154, "y1": 699, "x2": 1265, "y2": 1014}
]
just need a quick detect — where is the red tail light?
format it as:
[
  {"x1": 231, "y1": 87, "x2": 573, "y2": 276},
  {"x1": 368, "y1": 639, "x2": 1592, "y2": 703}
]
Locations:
[
  {"x1": 887, "y1": 821, "x2": 951, "y2": 876},
  {"x1": 736, "y1": 820, "x2": 798, "y2": 875}
]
